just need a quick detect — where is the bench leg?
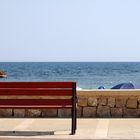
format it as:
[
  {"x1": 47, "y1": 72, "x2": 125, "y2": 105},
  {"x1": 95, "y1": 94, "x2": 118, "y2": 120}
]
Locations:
[
  {"x1": 71, "y1": 107, "x2": 76, "y2": 135},
  {"x1": 71, "y1": 82, "x2": 77, "y2": 135},
  {"x1": 75, "y1": 107, "x2": 77, "y2": 130}
]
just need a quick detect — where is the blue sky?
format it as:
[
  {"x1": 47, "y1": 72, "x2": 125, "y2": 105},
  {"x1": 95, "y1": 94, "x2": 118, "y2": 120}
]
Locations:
[{"x1": 0, "y1": 0, "x2": 140, "y2": 62}]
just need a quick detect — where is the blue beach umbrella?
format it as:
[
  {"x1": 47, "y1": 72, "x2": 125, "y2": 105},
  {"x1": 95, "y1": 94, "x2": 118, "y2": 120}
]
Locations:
[
  {"x1": 98, "y1": 86, "x2": 105, "y2": 89},
  {"x1": 111, "y1": 83, "x2": 135, "y2": 89},
  {"x1": 134, "y1": 85, "x2": 140, "y2": 89}
]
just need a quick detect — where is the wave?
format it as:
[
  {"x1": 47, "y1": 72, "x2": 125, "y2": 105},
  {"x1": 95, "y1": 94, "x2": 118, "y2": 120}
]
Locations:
[
  {"x1": 76, "y1": 86, "x2": 96, "y2": 90},
  {"x1": 77, "y1": 86, "x2": 83, "y2": 90}
]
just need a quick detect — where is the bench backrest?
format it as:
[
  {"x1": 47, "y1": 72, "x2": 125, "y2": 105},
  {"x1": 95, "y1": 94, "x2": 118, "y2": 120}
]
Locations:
[{"x1": 0, "y1": 82, "x2": 76, "y2": 109}]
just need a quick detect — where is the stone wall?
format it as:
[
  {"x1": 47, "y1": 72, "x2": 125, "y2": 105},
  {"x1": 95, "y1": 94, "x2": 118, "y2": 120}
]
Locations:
[
  {"x1": 77, "y1": 90, "x2": 140, "y2": 118},
  {"x1": 1, "y1": 90, "x2": 140, "y2": 118}
]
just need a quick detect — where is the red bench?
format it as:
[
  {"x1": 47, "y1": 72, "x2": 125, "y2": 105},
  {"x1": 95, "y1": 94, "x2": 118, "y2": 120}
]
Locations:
[{"x1": 0, "y1": 82, "x2": 77, "y2": 135}]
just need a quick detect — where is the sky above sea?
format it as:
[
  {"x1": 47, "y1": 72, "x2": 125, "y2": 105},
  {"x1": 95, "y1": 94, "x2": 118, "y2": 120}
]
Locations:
[{"x1": 0, "y1": 0, "x2": 140, "y2": 62}]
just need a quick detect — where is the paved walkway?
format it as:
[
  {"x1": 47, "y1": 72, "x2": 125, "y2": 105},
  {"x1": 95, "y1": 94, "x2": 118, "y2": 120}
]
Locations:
[{"x1": 0, "y1": 118, "x2": 140, "y2": 139}]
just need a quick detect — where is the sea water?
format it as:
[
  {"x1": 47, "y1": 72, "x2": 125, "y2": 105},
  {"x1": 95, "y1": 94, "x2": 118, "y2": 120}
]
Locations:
[{"x1": 0, "y1": 62, "x2": 140, "y2": 89}]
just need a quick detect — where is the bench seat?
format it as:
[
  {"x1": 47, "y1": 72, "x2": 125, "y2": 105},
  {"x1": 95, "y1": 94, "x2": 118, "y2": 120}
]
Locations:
[{"x1": 0, "y1": 82, "x2": 77, "y2": 135}]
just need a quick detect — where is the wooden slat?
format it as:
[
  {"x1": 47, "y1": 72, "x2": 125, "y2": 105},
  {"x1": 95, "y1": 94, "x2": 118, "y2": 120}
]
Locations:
[
  {"x1": 0, "y1": 106, "x2": 72, "y2": 109},
  {"x1": 0, "y1": 99, "x2": 72, "y2": 108},
  {"x1": 0, "y1": 82, "x2": 75, "y2": 88},
  {"x1": 0, "y1": 88, "x2": 72, "y2": 96}
]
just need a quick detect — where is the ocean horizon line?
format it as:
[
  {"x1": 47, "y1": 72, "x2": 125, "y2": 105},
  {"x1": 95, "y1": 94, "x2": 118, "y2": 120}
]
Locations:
[{"x1": 0, "y1": 61, "x2": 140, "y2": 63}]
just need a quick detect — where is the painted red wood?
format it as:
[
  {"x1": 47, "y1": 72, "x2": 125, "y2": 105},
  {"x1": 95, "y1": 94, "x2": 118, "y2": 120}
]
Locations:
[
  {"x1": 0, "y1": 99, "x2": 72, "y2": 107},
  {"x1": 0, "y1": 88, "x2": 72, "y2": 96},
  {"x1": 0, "y1": 82, "x2": 77, "y2": 134},
  {"x1": 0, "y1": 82, "x2": 75, "y2": 88},
  {"x1": 0, "y1": 106, "x2": 72, "y2": 109}
]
